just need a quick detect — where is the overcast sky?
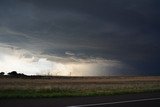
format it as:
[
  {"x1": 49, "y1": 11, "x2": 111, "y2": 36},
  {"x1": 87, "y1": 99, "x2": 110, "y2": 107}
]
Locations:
[{"x1": 0, "y1": 0, "x2": 160, "y2": 76}]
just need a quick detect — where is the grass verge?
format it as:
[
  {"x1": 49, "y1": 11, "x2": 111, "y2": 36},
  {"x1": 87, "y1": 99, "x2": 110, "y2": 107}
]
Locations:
[{"x1": 1, "y1": 86, "x2": 160, "y2": 99}]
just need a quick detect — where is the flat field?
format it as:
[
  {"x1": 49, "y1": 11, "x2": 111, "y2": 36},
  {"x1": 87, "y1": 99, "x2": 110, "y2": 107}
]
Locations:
[{"x1": 0, "y1": 76, "x2": 160, "y2": 98}]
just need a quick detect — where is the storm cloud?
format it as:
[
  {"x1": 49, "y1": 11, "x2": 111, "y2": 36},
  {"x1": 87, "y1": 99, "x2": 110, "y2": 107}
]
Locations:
[{"x1": 0, "y1": 0, "x2": 160, "y2": 75}]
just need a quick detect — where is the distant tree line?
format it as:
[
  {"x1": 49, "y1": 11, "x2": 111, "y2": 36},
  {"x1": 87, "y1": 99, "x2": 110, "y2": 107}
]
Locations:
[
  {"x1": 0, "y1": 71, "x2": 27, "y2": 77},
  {"x1": 0, "y1": 72, "x2": 5, "y2": 75},
  {"x1": 0, "y1": 71, "x2": 72, "y2": 79}
]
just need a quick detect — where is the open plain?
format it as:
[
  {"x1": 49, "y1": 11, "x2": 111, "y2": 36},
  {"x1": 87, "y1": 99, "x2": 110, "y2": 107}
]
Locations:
[{"x1": 0, "y1": 76, "x2": 160, "y2": 98}]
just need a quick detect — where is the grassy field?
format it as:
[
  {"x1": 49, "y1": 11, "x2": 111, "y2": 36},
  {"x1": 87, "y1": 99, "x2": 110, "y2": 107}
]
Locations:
[{"x1": 0, "y1": 76, "x2": 160, "y2": 98}]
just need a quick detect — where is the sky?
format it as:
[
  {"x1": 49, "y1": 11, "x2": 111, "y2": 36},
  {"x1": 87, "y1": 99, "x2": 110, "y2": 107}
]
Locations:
[{"x1": 0, "y1": 0, "x2": 160, "y2": 76}]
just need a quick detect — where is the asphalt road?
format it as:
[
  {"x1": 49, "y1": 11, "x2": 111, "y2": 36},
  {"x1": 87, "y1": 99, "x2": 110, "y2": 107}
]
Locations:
[{"x1": 0, "y1": 93, "x2": 160, "y2": 107}]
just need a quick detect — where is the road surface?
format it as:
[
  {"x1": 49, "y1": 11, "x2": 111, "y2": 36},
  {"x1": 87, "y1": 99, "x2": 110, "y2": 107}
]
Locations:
[{"x1": 0, "y1": 93, "x2": 160, "y2": 107}]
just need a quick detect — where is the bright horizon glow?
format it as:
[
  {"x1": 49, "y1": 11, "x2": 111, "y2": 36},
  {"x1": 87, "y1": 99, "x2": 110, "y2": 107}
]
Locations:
[{"x1": 0, "y1": 45, "x2": 123, "y2": 76}]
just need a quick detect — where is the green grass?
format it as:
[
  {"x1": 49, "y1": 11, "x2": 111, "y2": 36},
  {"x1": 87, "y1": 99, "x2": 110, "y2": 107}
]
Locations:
[
  {"x1": 0, "y1": 76, "x2": 160, "y2": 98},
  {"x1": 1, "y1": 87, "x2": 160, "y2": 99}
]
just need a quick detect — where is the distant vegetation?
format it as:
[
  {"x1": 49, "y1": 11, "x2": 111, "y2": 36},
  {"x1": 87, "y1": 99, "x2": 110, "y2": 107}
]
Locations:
[
  {"x1": 0, "y1": 72, "x2": 5, "y2": 76},
  {"x1": 0, "y1": 71, "x2": 27, "y2": 77},
  {"x1": 7, "y1": 71, "x2": 27, "y2": 77}
]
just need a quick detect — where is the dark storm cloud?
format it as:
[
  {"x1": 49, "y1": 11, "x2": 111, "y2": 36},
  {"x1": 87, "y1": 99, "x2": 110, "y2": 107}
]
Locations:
[{"x1": 0, "y1": 0, "x2": 160, "y2": 75}]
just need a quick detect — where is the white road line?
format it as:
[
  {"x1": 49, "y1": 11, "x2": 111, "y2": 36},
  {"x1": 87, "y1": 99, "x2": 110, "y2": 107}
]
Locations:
[{"x1": 67, "y1": 97, "x2": 160, "y2": 107}]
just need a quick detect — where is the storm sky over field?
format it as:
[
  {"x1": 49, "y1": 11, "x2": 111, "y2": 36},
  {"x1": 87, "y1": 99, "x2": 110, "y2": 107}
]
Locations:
[{"x1": 0, "y1": 0, "x2": 160, "y2": 76}]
